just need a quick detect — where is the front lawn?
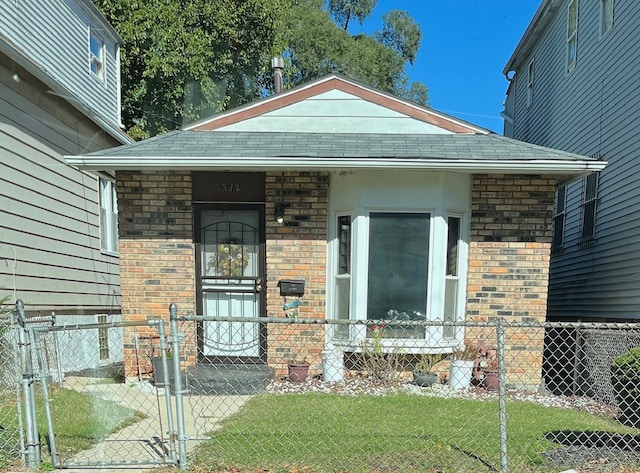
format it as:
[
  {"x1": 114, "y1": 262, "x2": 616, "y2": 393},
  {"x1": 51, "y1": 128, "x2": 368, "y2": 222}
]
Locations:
[
  {"x1": 191, "y1": 393, "x2": 639, "y2": 473},
  {"x1": 0, "y1": 385, "x2": 145, "y2": 469}
]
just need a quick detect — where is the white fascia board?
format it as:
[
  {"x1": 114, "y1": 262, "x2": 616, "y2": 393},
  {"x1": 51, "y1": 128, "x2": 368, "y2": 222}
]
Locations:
[{"x1": 65, "y1": 156, "x2": 607, "y2": 174}]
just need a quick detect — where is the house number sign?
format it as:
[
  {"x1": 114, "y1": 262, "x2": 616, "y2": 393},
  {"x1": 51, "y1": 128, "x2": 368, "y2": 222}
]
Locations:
[{"x1": 192, "y1": 172, "x2": 266, "y2": 202}]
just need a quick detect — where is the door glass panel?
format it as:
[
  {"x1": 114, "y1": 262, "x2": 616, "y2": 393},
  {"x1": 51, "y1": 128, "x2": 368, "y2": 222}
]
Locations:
[
  {"x1": 202, "y1": 211, "x2": 259, "y2": 279},
  {"x1": 367, "y1": 212, "x2": 429, "y2": 339}
]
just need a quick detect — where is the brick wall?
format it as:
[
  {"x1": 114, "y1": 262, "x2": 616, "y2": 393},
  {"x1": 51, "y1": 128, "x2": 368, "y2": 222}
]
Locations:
[
  {"x1": 265, "y1": 171, "x2": 329, "y2": 376},
  {"x1": 466, "y1": 174, "x2": 555, "y2": 388},
  {"x1": 117, "y1": 170, "x2": 196, "y2": 377}
]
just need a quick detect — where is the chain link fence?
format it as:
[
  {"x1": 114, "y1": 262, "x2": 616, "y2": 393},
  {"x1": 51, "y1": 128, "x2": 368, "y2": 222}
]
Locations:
[
  {"x1": 0, "y1": 313, "x2": 21, "y2": 471},
  {"x1": 7, "y1": 303, "x2": 640, "y2": 472}
]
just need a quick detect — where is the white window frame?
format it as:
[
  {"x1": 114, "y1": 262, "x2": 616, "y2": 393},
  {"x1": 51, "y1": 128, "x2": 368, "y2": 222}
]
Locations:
[
  {"x1": 580, "y1": 173, "x2": 599, "y2": 242},
  {"x1": 600, "y1": 0, "x2": 614, "y2": 37},
  {"x1": 99, "y1": 177, "x2": 118, "y2": 254},
  {"x1": 526, "y1": 59, "x2": 534, "y2": 108},
  {"x1": 566, "y1": 0, "x2": 578, "y2": 74},
  {"x1": 330, "y1": 212, "x2": 353, "y2": 343},
  {"x1": 90, "y1": 28, "x2": 105, "y2": 82},
  {"x1": 329, "y1": 208, "x2": 468, "y2": 352},
  {"x1": 553, "y1": 186, "x2": 567, "y2": 249}
]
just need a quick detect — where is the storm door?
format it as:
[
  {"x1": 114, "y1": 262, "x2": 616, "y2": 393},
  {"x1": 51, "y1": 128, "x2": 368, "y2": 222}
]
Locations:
[{"x1": 196, "y1": 206, "x2": 265, "y2": 360}]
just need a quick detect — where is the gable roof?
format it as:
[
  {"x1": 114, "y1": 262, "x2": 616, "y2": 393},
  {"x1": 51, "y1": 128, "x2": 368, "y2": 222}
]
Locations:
[
  {"x1": 186, "y1": 75, "x2": 486, "y2": 134},
  {"x1": 65, "y1": 74, "x2": 606, "y2": 176}
]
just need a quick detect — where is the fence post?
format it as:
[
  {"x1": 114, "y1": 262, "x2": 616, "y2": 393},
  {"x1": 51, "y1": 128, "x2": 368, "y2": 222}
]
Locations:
[
  {"x1": 152, "y1": 318, "x2": 177, "y2": 465},
  {"x1": 16, "y1": 299, "x2": 40, "y2": 469},
  {"x1": 496, "y1": 317, "x2": 509, "y2": 473},
  {"x1": 32, "y1": 328, "x2": 61, "y2": 467},
  {"x1": 169, "y1": 303, "x2": 188, "y2": 470}
]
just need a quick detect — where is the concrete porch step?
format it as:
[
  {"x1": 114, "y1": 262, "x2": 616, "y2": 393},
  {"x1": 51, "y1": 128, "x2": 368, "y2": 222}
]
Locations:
[{"x1": 181, "y1": 363, "x2": 273, "y2": 395}]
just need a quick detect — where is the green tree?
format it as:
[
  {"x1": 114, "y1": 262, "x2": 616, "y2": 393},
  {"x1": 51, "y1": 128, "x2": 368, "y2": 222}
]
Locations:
[
  {"x1": 279, "y1": 0, "x2": 427, "y2": 104},
  {"x1": 94, "y1": 0, "x2": 428, "y2": 138},
  {"x1": 328, "y1": 0, "x2": 377, "y2": 30},
  {"x1": 95, "y1": 0, "x2": 289, "y2": 139},
  {"x1": 376, "y1": 10, "x2": 421, "y2": 65}
]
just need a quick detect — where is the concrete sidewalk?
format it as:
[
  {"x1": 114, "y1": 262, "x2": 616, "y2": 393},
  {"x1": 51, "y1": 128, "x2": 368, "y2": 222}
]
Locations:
[{"x1": 13, "y1": 377, "x2": 251, "y2": 472}]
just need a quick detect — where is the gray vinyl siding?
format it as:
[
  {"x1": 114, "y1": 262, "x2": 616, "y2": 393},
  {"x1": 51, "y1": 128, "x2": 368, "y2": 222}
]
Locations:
[
  {"x1": 507, "y1": 0, "x2": 640, "y2": 320},
  {"x1": 0, "y1": 113, "x2": 121, "y2": 312},
  {"x1": 0, "y1": 0, "x2": 121, "y2": 128},
  {"x1": 0, "y1": 38, "x2": 123, "y2": 313}
]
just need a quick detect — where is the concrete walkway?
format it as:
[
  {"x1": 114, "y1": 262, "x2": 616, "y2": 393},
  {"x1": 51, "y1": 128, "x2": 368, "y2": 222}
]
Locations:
[{"x1": 34, "y1": 377, "x2": 251, "y2": 471}]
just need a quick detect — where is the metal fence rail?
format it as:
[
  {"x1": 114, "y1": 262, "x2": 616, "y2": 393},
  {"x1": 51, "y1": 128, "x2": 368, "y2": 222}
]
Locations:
[{"x1": 6, "y1": 302, "x2": 640, "y2": 472}]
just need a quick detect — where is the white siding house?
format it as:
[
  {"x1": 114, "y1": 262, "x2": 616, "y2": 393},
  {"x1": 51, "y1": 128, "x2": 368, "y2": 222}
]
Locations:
[
  {"x1": 0, "y1": 0, "x2": 132, "y2": 315},
  {"x1": 503, "y1": 0, "x2": 640, "y2": 321}
]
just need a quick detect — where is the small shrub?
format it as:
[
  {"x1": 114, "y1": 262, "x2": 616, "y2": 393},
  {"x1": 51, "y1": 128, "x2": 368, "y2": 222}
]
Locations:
[{"x1": 611, "y1": 347, "x2": 640, "y2": 426}]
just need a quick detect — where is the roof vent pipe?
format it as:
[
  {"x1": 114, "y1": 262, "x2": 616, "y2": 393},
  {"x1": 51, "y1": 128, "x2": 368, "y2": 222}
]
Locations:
[{"x1": 271, "y1": 56, "x2": 284, "y2": 94}]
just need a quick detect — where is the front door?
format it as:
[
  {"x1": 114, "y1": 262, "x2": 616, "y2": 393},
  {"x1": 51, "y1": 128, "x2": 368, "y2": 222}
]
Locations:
[{"x1": 196, "y1": 206, "x2": 265, "y2": 360}]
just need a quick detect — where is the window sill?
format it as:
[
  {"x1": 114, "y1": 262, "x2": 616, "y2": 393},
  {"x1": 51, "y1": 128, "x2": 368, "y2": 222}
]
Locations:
[{"x1": 334, "y1": 339, "x2": 460, "y2": 355}]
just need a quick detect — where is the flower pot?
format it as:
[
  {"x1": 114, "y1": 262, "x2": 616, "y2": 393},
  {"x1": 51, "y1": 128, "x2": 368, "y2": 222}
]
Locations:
[
  {"x1": 483, "y1": 370, "x2": 500, "y2": 391},
  {"x1": 287, "y1": 362, "x2": 309, "y2": 383},
  {"x1": 449, "y1": 360, "x2": 474, "y2": 389},
  {"x1": 413, "y1": 370, "x2": 438, "y2": 387}
]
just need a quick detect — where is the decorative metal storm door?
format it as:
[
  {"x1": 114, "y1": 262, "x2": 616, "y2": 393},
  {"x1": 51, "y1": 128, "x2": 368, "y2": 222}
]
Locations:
[{"x1": 197, "y1": 207, "x2": 265, "y2": 360}]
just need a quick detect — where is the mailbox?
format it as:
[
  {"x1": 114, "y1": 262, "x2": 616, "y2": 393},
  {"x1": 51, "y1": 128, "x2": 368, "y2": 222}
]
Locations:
[{"x1": 278, "y1": 279, "x2": 305, "y2": 297}]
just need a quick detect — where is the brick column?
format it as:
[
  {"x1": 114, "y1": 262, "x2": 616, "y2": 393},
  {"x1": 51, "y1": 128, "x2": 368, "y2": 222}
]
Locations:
[
  {"x1": 466, "y1": 174, "x2": 555, "y2": 388},
  {"x1": 117, "y1": 170, "x2": 196, "y2": 378},
  {"x1": 265, "y1": 171, "x2": 329, "y2": 376}
]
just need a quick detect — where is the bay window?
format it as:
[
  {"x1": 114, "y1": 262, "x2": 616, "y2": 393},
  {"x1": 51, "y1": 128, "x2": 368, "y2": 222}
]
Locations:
[{"x1": 328, "y1": 171, "x2": 470, "y2": 351}]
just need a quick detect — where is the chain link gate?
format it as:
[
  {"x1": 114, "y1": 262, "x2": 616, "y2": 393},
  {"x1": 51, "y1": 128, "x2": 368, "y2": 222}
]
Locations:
[{"x1": 14, "y1": 300, "x2": 187, "y2": 470}]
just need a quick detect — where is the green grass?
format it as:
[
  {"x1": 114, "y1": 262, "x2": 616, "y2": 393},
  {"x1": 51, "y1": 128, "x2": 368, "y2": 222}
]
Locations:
[
  {"x1": 191, "y1": 393, "x2": 639, "y2": 473},
  {"x1": 0, "y1": 385, "x2": 145, "y2": 468},
  {"x1": 42, "y1": 386, "x2": 146, "y2": 459}
]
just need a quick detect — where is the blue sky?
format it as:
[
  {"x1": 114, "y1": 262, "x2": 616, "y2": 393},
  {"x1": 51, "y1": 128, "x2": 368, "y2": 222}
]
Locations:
[{"x1": 359, "y1": 1, "x2": 541, "y2": 133}]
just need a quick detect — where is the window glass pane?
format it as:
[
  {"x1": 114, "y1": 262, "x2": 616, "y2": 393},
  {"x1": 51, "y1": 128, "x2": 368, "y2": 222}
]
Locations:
[
  {"x1": 444, "y1": 279, "x2": 458, "y2": 339},
  {"x1": 334, "y1": 276, "x2": 350, "y2": 340},
  {"x1": 602, "y1": 0, "x2": 613, "y2": 33},
  {"x1": 367, "y1": 213, "x2": 429, "y2": 339},
  {"x1": 447, "y1": 217, "x2": 460, "y2": 277},
  {"x1": 568, "y1": 1, "x2": 577, "y2": 35},
  {"x1": 338, "y1": 215, "x2": 351, "y2": 275}
]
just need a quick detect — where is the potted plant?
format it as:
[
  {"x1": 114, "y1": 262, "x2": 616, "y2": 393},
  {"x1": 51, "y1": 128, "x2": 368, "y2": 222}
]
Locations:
[
  {"x1": 473, "y1": 342, "x2": 500, "y2": 391},
  {"x1": 287, "y1": 354, "x2": 310, "y2": 384},
  {"x1": 480, "y1": 355, "x2": 500, "y2": 391},
  {"x1": 449, "y1": 344, "x2": 477, "y2": 389},
  {"x1": 413, "y1": 353, "x2": 443, "y2": 387}
]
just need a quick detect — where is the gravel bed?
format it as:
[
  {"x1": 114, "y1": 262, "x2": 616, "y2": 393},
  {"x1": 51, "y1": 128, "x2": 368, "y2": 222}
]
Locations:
[{"x1": 265, "y1": 375, "x2": 617, "y2": 417}]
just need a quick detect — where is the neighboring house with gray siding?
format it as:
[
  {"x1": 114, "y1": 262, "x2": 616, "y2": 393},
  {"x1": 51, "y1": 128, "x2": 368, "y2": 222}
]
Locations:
[
  {"x1": 503, "y1": 0, "x2": 639, "y2": 321},
  {"x1": 0, "y1": 0, "x2": 132, "y2": 316}
]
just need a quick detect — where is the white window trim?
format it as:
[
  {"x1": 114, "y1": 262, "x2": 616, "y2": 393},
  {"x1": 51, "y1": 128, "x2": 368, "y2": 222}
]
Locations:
[
  {"x1": 580, "y1": 173, "x2": 599, "y2": 241},
  {"x1": 553, "y1": 186, "x2": 567, "y2": 249},
  {"x1": 89, "y1": 28, "x2": 106, "y2": 83},
  {"x1": 600, "y1": 0, "x2": 614, "y2": 37},
  {"x1": 99, "y1": 177, "x2": 118, "y2": 255},
  {"x1": 566, "y1": 0, "x2": 578, "y2": 74},
  {"x1": 326, "y1": 211, "x2": 353, "y2": 345},
  {"x1": 444, "y1": 211, "x2": 468, "y2": 343},
  {"x1": 328, "y1": 208, "x2": 468, "y2": 353}
]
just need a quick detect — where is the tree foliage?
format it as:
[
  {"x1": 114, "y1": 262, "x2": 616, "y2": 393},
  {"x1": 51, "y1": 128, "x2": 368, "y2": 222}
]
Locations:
[
  {"x1": 94, "y1": 0, "x2": 428, "y2": 139},
  {"x1": 328, "y1": 0, "x2": 377, "y2": 30},
  {"x1": 95, "y1": 0, "x2": 289, "y2": 138}
]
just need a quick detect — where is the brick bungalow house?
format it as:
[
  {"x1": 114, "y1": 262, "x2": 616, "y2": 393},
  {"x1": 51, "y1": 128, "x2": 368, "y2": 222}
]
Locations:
[{"x1": 66, "y1": 75, "x2": 605, "y2": 384}]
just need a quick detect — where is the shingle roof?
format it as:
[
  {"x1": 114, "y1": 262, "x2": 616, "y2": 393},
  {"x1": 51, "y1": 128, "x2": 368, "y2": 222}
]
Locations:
[{"x1": 81, "y1": 130, "x2": 595, "y2": 162}]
